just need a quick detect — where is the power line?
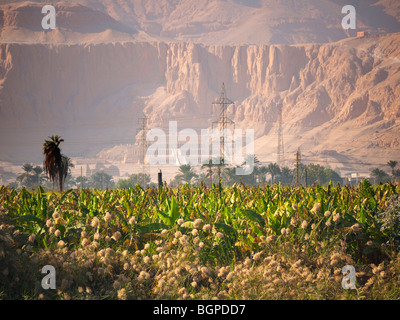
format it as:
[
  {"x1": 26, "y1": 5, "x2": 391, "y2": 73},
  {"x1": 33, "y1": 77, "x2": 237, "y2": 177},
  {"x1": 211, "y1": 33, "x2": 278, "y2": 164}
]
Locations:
[
  {"x1": 211, "y1": 82, "x2": 236, "y2": 168},
  {"x1": 256, "y1": 154, "x2": 390, "y2": 167}
]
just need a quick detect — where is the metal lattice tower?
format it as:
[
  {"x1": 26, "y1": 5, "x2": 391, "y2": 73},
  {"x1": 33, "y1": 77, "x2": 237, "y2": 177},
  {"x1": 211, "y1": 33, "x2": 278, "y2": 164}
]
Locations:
[
  {"x1": 211, "y1": 83, "x2": 235, "y2": 167},
  {"x1": 276, "y1": 100, "x2": 285, "y2": 167},
  {"x1": 136, "y1": 117, "x2": 149, "y2": 187}
]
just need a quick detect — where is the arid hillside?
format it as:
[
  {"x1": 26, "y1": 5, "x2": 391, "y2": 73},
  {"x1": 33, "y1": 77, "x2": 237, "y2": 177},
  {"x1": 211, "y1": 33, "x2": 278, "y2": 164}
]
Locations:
[
  {"x1": 0, "y1": 1, "x2": 399, "y2": 178},
  {"x1": 1, "y1": 0, "x2": 400, "y2": 44}
]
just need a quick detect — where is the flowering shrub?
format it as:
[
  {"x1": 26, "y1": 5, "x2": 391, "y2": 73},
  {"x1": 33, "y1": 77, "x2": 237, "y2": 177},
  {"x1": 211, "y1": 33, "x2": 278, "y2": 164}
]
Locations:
[
  {"x1": 0, "y1": 182, "x2": 399, "y2": 299},
  {"x1": 378, "y1": 194, "x2": 400, "y2": 249}
]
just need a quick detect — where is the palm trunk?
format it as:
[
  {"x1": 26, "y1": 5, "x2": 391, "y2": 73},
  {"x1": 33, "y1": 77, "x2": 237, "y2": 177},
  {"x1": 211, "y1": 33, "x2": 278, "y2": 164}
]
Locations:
[{"x1": 58, "y1": 169, "x2": 63, "y2": 192}]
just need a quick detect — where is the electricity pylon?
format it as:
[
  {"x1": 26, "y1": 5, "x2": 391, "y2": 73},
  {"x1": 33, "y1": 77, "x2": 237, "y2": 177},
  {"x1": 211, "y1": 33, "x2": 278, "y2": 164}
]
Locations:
[{"x1": 211, "y1": 82, "x2": 235, "y2": 168}]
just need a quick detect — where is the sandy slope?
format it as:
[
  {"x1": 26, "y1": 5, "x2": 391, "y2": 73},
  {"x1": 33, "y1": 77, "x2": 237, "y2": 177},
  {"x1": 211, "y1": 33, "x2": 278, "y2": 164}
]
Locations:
[
  {"x1": 1, "y1": 0, "x2": 400, "y2": 44},
  {"x1": 0, "y1": 1, "x2": 399, "y2": 182}
]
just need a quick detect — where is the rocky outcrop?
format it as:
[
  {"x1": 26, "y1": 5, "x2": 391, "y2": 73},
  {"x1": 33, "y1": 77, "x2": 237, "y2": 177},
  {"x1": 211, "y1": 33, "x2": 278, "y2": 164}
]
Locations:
[
  {"x1": 0, "y1": 1, "x2": 400, "y2": 171},
  {"x1": 0, "y1": 2, "x2": 137, "y2": 44},
  {"x1": 1, "y1": 32, "x2": 400, "y2": 169}
]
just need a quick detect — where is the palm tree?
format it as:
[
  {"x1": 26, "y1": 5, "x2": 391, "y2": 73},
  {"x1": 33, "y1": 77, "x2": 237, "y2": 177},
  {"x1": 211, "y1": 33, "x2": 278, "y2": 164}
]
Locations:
[
  {"x1": 371, "y1": 168, "x2": 390, "y2": 184},
  {"x1": 196, "y1": 172, "x2": 209, "y2": 186},
  {"x1": 221, "y1": 166, "x2": 239, "y2": 186},
  {"x1": 201, "y1": 157, "x2": 227, "y2": 185},
  {"x1": 62, "y1": 155, "x2": 74, "y2": 174},
  {"x1": 241, "y1": 154, "x2": 260, "y2": 170},
  {"x1": 212, "y1": 156, "x2": 226, "y2": 183},
  {"x1": 175, "y1": 164, "x2": 198, "y2": 185},
  {"x1": 22, "y1": 163, "x2": 34, "y2": 173},
  {"x1": 201, "y1": 158, "x2": 214, "y2": 187},
  {"x1": 276, "y1": 166, "x2": 294, "y2": 186},
  {"x1": 257, "y1": 165, "x2": 269, "y2": 185},
  {"x1": 388, "y1": 160, "x2": 398, "y2": 176},
  {"x1": 267, "y1": 163, "x2": 281, "y2": 185},
  {"x1": 76, "y1": 176, "x2": 89, "y2": 189},
  {"x1": 239, "y1": 154, "x2": 260, "y2": 185},
  {"x1": 32, "y1": 165, "x2": 45, "y2": 187},
  {"x1": 17, "y1": 164, "x2": 46, "y2": 189},
  {"x1": 16, "y1": 163, "x2": 34, "y2": 188},
  {"x1": 90, "y1": 171, "x2": 114, "y2": 190},
  {"x1": 43, "y1": 135, "x2": 67, "y2": 192}
]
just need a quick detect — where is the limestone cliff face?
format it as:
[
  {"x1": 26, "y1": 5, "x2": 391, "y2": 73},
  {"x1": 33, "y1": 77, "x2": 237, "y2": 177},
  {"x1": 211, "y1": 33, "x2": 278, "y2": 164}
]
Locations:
[{"x1": 1, "y1": 33, "x2": 400, "y2": 167}]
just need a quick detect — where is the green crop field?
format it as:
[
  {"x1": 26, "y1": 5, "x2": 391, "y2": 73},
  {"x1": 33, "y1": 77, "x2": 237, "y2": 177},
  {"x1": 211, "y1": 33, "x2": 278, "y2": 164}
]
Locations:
[{"x1": 1, "y1": 181, "x2": 400, "y2": 300}]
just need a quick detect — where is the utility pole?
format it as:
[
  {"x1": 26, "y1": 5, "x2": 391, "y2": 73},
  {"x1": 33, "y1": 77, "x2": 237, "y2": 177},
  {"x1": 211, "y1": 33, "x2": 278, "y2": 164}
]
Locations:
[
  {"x1": 158, "y1": 169, "x2": 163, "y2": 189},
  {"x1": 211, "y1": 82, "x2": 235, "y2": 181},
  {"x1": 137, "y1": 117, "x2": 149, "y2": 188},
  {"x1": 276, "y1": 100, "x2": 285, "y2": 167},
  {"x1": 304, "y1": 167, "x2": 308, "y2": 187}
]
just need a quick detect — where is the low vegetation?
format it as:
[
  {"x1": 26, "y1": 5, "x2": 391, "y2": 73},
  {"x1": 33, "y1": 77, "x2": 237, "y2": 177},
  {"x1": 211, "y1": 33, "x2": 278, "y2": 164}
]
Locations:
[{"x1": 1, "y1": 180, "x2": 400, "y2": 300}]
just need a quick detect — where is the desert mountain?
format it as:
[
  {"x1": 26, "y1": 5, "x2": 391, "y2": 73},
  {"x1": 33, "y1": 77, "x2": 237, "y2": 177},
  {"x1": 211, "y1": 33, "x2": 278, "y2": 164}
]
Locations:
[
  {"x1": 2, "y1": 0, "x2": 400, "y2": 45},
  {"x1": 0, "y1": 1, "x2": 400, "y2": 180}
]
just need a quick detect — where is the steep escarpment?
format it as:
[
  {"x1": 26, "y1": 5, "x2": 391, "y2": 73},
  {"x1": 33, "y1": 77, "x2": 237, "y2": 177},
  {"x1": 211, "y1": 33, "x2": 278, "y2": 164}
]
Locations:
[
  {"x1": 0, "y1": 1, "x2": 138, "y2": 43},
  {"x1": 1, "y1": 33, "x2": 400, "y2": 171}
]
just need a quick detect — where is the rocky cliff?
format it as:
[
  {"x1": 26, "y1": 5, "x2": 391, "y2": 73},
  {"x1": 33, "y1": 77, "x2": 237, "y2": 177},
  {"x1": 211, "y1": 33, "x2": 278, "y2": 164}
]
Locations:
[
  {"x1": 1, "y1": 32, "x2": 400, "y2": 171},
  {"x1": 0, "y1": 1, "x2": 399, "y2": 175}
]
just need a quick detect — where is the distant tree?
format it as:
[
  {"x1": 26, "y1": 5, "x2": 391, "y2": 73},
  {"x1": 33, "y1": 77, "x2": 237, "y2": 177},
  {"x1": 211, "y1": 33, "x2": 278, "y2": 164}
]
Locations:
[
  {"x1": 133, "y1": 173, "x2": 151, "y2": 187},
  {"x1": 388, "y1": 160, "x2": 398, "y2": 176},
  {"x1": 76, "y1": 176, "x2": 89, "y2": 189},
  {"x1": 174, "y1": 164, "x2": 198, "y2": 185},
  {"x1": 201, "y1": 159, "x2": 214, "y2": 187},
  {"x1": 62, "y1": 156, "x2": 74, "y2": 175},
  {"x1": 117, "y1": 173, "x2": 150, "y2": 188},
  {"x1": 63, "y1": 174, "x2": 76, "y2": 189},
  {"x1": 305, "y1": 164, "x2": 325, "y2": 185},
  {"x1": 116, "y1": 178, "x2": 133, "y2": 189},
  {"x1": 32, "y1": 166, "x2": 45, "y2": 186},
  {"x1": 221, "y1": 167, "x2": 240, "y2": 186},
  {"x1": 239, "y1": 154, "x2": 261, "y2": 186},
  {"x1": 371, "y1": 168, "x2": 391, "y2": 184},
  {"x1": 324, "y1": 168, "x2": 342, "y2": 185},
  {"x1": 276, "y1": 166, "x2": 294, "y2": 186},
  {"x1": 196, "y1": 172, "x2": 210, "y2": 186},
  {"x1": 90, "y1": 171, "x2": 114, "y2": 190},
  {"x1": 213, "y1": 157, "x2": 227, "y2": 183},
  {"x1": 16, "y1": 163, "x2": 35, "y2": 188},
  {"x1": 241, "y1": 154, "x2": 260, "y2": 167},
  {"x1": 43, "y1": 135, "x2": 68, "y2": 192},
  {"x1": 394, "y1": 169, "x2": 400, "y2": 178},
  {"x1": 257, "y1": 165, "x2": 269, "y2": 185},
  {"x1": 267, "y1": 163, "x2": 281, "y2": 185},
  {"x1": 56, "y1": 156, "x2": 75, "y2": 189},
  {"x1": 305, "y1": 163, "x2": 341, "y2": 185},
  {"x1": 7, "y1": 181, "x2": 19, "y2": 190},
  {"x1": 16, "y1": 163, "x2": 46, "y2": 189}
]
